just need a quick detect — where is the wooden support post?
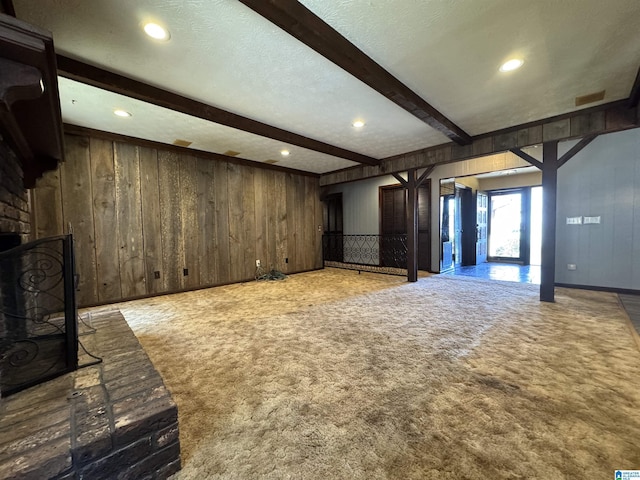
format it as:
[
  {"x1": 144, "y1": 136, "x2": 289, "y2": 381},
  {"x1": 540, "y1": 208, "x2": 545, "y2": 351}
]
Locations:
[
  {"x1": 540, "y1": 141, "x2": 558, "y2": 302},
  {"x1": 407, "y1": 169, "x2": 418, "y2": 282}
]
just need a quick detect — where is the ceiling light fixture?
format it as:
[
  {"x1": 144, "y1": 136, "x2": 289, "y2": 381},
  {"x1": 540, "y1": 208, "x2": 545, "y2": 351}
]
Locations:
[
  {"x1": 113, "y1": 109, "x2": 132, "y2": 117},
  {"x1": 280, "y1": 149, "x2": 290, "y2": 157},
  {"x1": 143, "y1": 22, "x2": 170, "y2": 41},
  {"x1": 499, "y1": 58, "x2": 524, "y2": 72},
  {"x1": 352, "y1": 120, "x2": 365, "y2": 128}
]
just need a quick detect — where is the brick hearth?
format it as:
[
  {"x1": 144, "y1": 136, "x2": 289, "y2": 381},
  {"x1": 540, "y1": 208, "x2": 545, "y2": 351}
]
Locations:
[{"x1": 0, "y1": 310, "x2": 180, "y2": 479}]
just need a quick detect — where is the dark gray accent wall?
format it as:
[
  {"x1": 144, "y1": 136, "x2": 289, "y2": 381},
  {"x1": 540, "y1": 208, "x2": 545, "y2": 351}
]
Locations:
[{"x1": 556, "y1": 128, "x2": 640, "y2": 289}]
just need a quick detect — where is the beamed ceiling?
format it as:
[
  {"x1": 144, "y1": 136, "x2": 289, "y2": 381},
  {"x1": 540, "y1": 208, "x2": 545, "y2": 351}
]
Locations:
[{"x1": 9, "y1": 0, "x2": 640, "y2": 175}]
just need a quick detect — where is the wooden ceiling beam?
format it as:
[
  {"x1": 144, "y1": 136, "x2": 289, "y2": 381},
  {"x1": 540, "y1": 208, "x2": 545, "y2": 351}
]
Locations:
[
  {"x1": 238, "y1": 0, "x2": 472, "y2": 146},
  {"x1": 509, "y1": 148, "x2": 543, "y2": 170},
  {"x1": 56, "y1": 55, "x2": 380, "y2": 167},
  {"x1": 628, "y1": 64, "x2": 640, "y2": 108},
  {"x1": 557, "y1": 134, "x2": 598, "y2": 168}
]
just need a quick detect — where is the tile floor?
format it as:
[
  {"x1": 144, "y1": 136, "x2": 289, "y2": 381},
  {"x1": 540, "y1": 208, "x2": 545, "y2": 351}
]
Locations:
[
  {"x1": 442, "y1": 262, "x2": 541, "y2": 284},
  {"x1": 442, "y1": 262, "x2": 640, "y2": 338}
]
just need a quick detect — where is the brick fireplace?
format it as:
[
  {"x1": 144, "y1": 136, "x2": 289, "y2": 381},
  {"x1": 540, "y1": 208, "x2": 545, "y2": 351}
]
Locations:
[
  {"x1": 0, "y1": 136, "x2": 181, "y2": 479},
  {"x1": 0, "y1": 136, "x2": 31, "y2": 241}
]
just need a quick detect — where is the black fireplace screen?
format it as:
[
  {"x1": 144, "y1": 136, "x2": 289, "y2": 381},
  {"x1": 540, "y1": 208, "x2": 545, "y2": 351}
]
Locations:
[{"x1": 0, "y1": 235, "x2": 78, "y2": 396}]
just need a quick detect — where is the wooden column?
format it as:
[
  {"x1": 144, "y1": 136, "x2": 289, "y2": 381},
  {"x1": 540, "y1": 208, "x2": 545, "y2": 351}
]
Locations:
[
  {"x1": 393, "y1": 167, "x2": 433, "y2": 283},
  {"x1": 406, "y1": 169, "x2": 419, "y2": 282},
  {"x1": 540, "y1": 141, "x2": 558, "y2": 302}
]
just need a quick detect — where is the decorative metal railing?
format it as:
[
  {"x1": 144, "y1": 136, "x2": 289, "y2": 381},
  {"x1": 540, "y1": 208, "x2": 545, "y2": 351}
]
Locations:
[
  {"x1": 322, "y1": 234, "x2": 408, "y2": 271},
  {"x1": 0, "y1": 235, "x2": 78, "y2": 396}
]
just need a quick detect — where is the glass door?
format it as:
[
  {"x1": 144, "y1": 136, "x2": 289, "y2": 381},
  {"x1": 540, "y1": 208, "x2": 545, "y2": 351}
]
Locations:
[{"x1": 488, "y1": 190, "x2": 525, "y2": 262}]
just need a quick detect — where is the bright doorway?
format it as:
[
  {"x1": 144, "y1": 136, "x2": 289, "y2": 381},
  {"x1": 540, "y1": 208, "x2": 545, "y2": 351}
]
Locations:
[{"x1": 487, "y1": 186, "x2": 542, "y2": 265}]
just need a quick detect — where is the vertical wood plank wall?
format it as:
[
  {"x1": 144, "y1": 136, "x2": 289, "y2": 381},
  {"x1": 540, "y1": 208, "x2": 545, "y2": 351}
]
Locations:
[{"x1": 31, "y1": 134, "x2": 323, "y2": 306}]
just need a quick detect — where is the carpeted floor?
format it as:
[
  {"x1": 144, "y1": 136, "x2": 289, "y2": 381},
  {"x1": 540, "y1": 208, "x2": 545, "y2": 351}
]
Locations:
[{"x1": 92, "y1": 268, "x2": 640, "y2": 479}]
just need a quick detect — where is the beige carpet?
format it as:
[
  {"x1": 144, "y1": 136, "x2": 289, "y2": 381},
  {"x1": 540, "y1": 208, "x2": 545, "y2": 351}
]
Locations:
[{"x1": 95, "y1": 268, "x2": 640, "y2": 479}]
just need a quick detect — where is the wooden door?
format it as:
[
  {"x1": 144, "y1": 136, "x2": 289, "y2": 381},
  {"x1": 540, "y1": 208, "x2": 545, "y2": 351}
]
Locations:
[
  {"x1": 380, "y1": 183, "x2": 430, "y2": 270},
  {"x1": 380, "y1": 186, "x2": 406, "y2": 268},
  {"x1": 417, "y1": 183, "x2": 431, "y2": 271},
  {"x1": 460, "y1": 187, "x2": 476, "y2": 266},
  {"x1": 322, "y1": 193, "x2": 343, "y2": 262}
]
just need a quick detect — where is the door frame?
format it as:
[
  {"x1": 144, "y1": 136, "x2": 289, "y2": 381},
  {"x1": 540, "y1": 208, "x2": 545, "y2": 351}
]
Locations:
[{"x1": 487, "y1": 187, "x2": 532, "y2": 265}]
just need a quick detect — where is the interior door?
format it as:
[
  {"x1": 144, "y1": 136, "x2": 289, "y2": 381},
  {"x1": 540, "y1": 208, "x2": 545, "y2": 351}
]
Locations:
[
  {"x1": 380, "y1": 183, "x2": 430, "y2": 270},
  {"x1": 460, "y1": 187, "x2": 476, "y2": 266},
  {"x1": 380, "y1": 186, "x2": 407, "y2": 268},
  {"x1": 417, "y1": 183, "x2": 431, "y2": 271},
  {"x1": 476, "y1": 191, "x2": 488, "y2": 264},
  {"x1": 323, "y1": 193, "x2": 343, "y2": 262}
]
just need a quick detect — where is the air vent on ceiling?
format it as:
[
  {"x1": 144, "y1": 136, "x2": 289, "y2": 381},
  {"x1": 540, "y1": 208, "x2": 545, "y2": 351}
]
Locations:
[
  {"x1": 575, "y1": 90, "x2": 605, "y2": 107},
  {"x1": 224, "y1": 150, "x2": 241, "y2": 157},
  {"x1": 173, "y1": 139, "x2": 192, "y2": 147},
  {"x1": 264, "y1": 159, "x2": 279, "y2": 164}
]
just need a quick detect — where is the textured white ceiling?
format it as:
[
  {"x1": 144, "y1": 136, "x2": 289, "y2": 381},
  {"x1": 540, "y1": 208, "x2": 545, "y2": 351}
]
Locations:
[
  {"x1": 300, "y1": 0, "x2": 640, "y2": 134},
  {"x1": 13, "y1": 0, "x2": 640, "y2": 174},
  {"x1": 59, "y1": 78, "x2": 357, "y2": 174}
]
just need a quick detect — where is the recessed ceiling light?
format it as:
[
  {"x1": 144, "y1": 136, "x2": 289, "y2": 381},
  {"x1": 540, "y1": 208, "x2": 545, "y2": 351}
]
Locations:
[
  {"x1": 113, "y1": 109, "x2": 132, "y2": 117},
  {"x1": 143, "y1": 22, "x2": 170, "y2": 41},
  {"x1": 280, "y1": 149, "x2": 290, "y2": 157},
  {"x1": 499, "y1": 58, "x2": 524, "y2": 72},
  {"x1": 352, "y1": 120, "x2": 365, "y2": 128}
]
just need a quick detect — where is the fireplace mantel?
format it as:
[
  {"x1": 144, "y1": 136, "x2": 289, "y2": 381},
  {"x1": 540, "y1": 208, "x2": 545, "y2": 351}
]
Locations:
[{"x1": 0, "y1": 13, "x2": 64, "y2": 188}]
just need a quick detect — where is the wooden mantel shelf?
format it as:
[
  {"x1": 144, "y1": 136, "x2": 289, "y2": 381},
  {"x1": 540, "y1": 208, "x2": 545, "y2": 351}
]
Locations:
[{"x1": 0, "y1": 13, "x2": 64, "y2": 188}]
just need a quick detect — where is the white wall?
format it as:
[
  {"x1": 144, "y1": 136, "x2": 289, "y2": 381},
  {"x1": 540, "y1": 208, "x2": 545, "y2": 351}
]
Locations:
[
  {"x1": 326, "y1": 128, "x2": 640, "y2": 289},
  {"x1": 556, "y1": 128, "x2": 640, "y2": 290},
  {"x1": 326, "y1": 175, "x2": 398, "y2": 234}
]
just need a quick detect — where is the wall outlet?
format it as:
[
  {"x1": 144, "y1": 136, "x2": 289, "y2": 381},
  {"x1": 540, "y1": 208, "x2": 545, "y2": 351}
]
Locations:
[
  {"x1": 256, "y1": 259, "x2": 261, "y2": 267},
  {"x1": 567, "y1": 264, "x2": 577, "y2": 271}
]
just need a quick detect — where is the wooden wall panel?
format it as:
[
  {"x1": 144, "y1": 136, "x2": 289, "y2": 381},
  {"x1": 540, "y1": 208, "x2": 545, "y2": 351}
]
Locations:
[
  {"x1": 241, "y1": 166, "x2": 256, "y2": 280},
  {"x1": 227, "y1": 163, "x2": 245, "y2": 283},
  {"x1": 31, "y1": 133, "x2": 322, "y2": 306},
  {"x1": 213, "y1": 160, "x2": 231, "y2": 284},
  {"x1": 264, "y1": 169, "x2": 277, "y2": 270},
  {"x1": 32, "y1": 168, "x2": 63, "y2": 238},
  {"x1": 274, "y1": 171, "x2": 288, "y2": 273},
  {"x1": 293, "y1": 174, "x2": 306, "y2": 272},
  {"x1": 114, "y1": 142, "x2": 146, "y2": 298},
  {"x1": 254, "y1": 167, "x2": 268, "y2": 273},
  {"x1": 196, "y1": 158, "x2": 216, "y2": 286},
  {"x1": 139, "y1": 147, "x2": 163, "y2": 295},
  {"x1": 158, "y1": 151, "x2": 182, "y2": 292},
  {"x1": 90, "y1": 137, "x2": 121, "y2": 302},
  {"x1": 179, "y1": 154, "x2": 199, "y2": 289},
  {"x1": 285, "y1": 174, "x2": 296, "y2": 274},
  {"x1": 60, "y1": 135, "x2": 97, "y2": 306}
]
